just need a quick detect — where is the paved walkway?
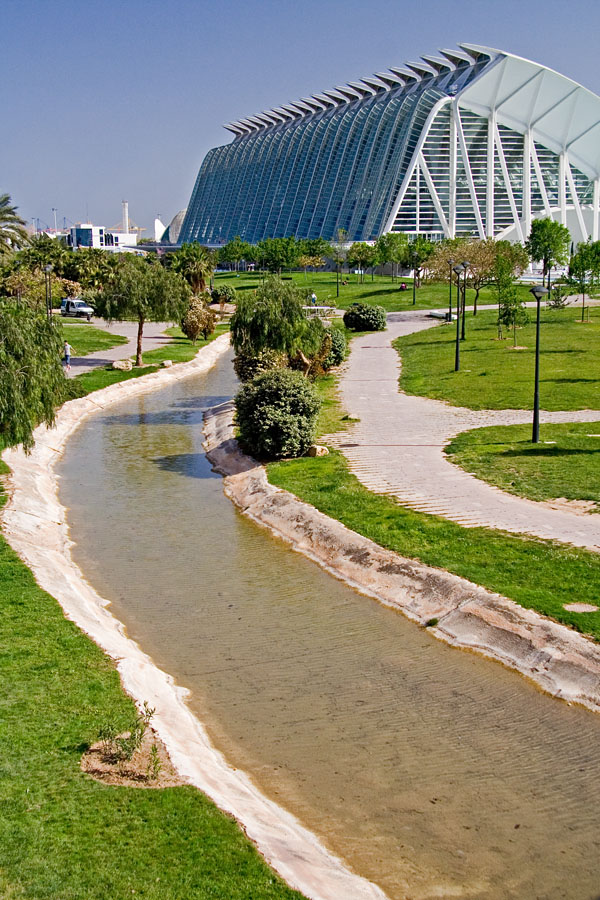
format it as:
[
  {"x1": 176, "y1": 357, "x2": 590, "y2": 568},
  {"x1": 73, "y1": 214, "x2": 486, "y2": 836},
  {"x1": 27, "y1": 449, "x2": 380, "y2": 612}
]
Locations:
[
  {"x1": 66, "y1": 319, "x2": 174, "y2": 377},
  {"x1": 334, "y1": 309, "x2": 600, "y2": 552}
]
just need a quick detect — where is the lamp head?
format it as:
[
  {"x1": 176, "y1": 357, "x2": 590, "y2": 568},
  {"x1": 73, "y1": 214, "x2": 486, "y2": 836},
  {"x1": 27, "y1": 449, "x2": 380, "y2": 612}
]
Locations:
[
  {"x1": 461, "y1": 260, "x2": 469, "y2": 269},
  {"x1": 44, "y1": 264, "x2": 53, "y2": 273},
  {"x1": 530, "y1": 285, "x2": 549, "y2": 301},
  {"x1": 453, "y1": 264, "x2": 465, "y2": 276},
  {"x1": 448, "y1": 258, "x2": 455, "y2": 266}
]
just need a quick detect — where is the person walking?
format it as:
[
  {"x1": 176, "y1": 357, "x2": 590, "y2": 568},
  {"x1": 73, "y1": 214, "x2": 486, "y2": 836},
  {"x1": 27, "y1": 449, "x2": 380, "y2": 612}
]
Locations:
[
  {"x1": 63, "y1": 340, "x2": 72, "y2": 372},
  {"x1": 310, "y1": 291, "x2": 317, "y2": 306}
]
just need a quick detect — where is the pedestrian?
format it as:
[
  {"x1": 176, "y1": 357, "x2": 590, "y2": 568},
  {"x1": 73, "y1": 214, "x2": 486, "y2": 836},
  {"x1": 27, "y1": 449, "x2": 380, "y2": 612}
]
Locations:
[
  {"x1": 63, "y1": 340, "x2": 72, "y2": 372},
  {"x1": 311, "y1": 291, "x2": 317, "y2": 306}
]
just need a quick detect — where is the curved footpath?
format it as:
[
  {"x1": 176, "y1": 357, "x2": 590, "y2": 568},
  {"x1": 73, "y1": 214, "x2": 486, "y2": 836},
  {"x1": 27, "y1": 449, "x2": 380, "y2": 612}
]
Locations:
[
  {"x1": 1, "y1": 335, "x2": 386, "y2": 900},
  {"x1": 334, "y1": 309, "x2": 600, "y2": 552},
  {"x1": 66, "y1": 318, "x2": 174, "y2": 377}
]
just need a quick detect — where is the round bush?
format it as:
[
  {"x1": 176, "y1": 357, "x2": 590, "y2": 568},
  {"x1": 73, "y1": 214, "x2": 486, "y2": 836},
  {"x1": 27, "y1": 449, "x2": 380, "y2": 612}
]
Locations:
[
  {"x1": 181, "y1": 296, "x2": 216, "y2": 343},
  {"x1": 235, "y1": 369, "x2": 321, "y2": 460},
  {"x1": 210, "y1": 284, "x2": 237, "y2": 305},
  {"x1": 323, "y1": 327, "x2": 347, "y2": 369},
  {"x1": 233, "y1": 348, "x2": 288, "y2": 382},
  {"x1": 343, "y1": 302, "x2": 387, "y2": 332}
]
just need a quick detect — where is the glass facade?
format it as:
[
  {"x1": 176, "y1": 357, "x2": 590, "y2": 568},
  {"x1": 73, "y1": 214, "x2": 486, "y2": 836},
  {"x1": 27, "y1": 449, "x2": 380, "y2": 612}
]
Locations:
[{"x1": 180, "y1": 56, "x2": 489, "y2": 245}]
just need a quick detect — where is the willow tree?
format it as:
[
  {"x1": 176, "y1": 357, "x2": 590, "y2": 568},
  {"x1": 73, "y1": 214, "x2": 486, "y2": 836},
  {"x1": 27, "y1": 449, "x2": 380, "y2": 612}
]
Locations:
[
  {"x1": 91, "y1": 255, "x2": 190, "y2": 365},
  {"x1": 0, "y1": 302, "x2": 65, "y2": 451}
]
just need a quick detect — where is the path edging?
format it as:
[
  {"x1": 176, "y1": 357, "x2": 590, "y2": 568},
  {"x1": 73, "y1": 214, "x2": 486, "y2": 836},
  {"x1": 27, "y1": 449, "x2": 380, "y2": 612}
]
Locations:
[{"x1": 203, "y1": 402, "x2": 600, "y2": 715}]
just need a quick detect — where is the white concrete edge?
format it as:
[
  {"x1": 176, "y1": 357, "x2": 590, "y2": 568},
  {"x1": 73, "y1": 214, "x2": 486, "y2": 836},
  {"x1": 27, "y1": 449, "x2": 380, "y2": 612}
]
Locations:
[{"x1": 1, "y1": 336, "x2": 388, "y2": 900}]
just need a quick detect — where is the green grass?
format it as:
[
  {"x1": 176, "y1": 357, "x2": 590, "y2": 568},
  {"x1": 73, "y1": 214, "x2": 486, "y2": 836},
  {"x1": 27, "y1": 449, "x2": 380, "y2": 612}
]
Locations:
[
  {"x1": 213, "y1": 270, "x2": 534, "y2": 313},
  {"x1": 267, "y1": 376, "x2": 600, "y2": 642},
  {"x1": 60, "y1": 323, "x2": 128, "y2": 356},
  {"x1": 67, "y1": 324, "x2": 229, "y2": 398},
  {"x1": 446, "y1": 422, "x2": 600, "y2": 508},
  {"x1": 394, "y1": 306, "x2": 600, "y2": 410},
  {"x1": 0, "y1": 469, "x2": 305, "y2": 899}
]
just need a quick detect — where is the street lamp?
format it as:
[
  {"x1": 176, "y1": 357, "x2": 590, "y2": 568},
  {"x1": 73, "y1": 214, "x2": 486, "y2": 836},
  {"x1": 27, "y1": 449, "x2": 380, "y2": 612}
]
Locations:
[
  {"x1": 44, "y1": 264, "x2": 53, "y2": 322},
  {"x1": 530, "y1": 284, "x2": 549, "y2": 444},
  {"x1": 447, "y1": 259, "x2": 454, "y2": 321},
  {"x1": 453, "y1": 263, "x2": 465, "y2": 371},
  {"x1": 460, "y1": 260, "x2": 469, "y2": 341}
]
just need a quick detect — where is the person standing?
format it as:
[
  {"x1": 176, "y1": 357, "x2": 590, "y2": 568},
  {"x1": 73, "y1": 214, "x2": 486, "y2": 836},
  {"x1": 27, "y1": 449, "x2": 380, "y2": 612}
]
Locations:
[
  {"x1": 310, "y1": 291, "x2": 317, "y2": 306},
  {"x1": 63, "y1": 340, "x2": 72, "y2": 372}
]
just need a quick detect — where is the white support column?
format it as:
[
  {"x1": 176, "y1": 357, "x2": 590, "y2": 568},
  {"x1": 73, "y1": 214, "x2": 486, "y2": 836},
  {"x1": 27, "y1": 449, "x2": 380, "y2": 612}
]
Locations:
[
  {"x1": 565, "y1": 157, "x2": 587, "y2": 241},
  {"x1": 418, "y1": 151, "x2": 450, "y2": 236},
  {"x1": 559, "y1": 153, "x2": 567, "y2": 225},
  {"x1": 531, "y1": 143, "x2": 552, "y2": 216},
  {"x1": 449, "y1": 104, "x2": 457, "y2": 238},
  {"x1": 415, "y1": 163, "x2": 421, "y2": 233},
  {"x1": 594, "y1": 178, "x2": 600, "y2": 242},
  {"x1": 486, "y1": 111, "x2": 495, "y2": 237},
  {"x1": 523, "y1": 130, "x2": 532, "y2": 240},
  {"x1": 455, "y1": 106, "x2": 485, "y2": 239},
  {"x1": 493, "y1": 120, "x2": 524, "y2": 242}
]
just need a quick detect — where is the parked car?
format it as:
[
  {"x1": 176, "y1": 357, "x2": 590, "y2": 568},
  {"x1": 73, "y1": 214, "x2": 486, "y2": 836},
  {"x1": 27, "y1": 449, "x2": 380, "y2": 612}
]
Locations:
[{"x1": 61, "y1": 298, "x2": 94, "y2": 321}]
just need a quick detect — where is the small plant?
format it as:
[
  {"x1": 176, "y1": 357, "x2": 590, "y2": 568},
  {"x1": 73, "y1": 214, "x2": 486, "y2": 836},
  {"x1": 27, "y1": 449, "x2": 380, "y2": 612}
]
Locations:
[
  {"x1": 98, "y1": 702, "x2": 155, "y2": 762},
  {"x1": 97, "y1": 723, "x2": 118, "y2": 756},
  {"x1": 424, "y1": 618, "x2": 439, "y2": 628},
  {"x1": 147, "y1": 743, "x2": 162, "y2": 781},
  {"x1": 343, "y1": 302, "x2": 387, "y2": 332},
  {"x1": 323, "y1": 327, "x2": 347, "y2": 369},
  {"x1": 210, "y1": 284, "x2": 237, "y2": 311},
  {"x1": 233, "y1": 348, "x2": 288, "y2": 382},
  {"x1": 547, "y1": 281, "x2": 571, "y2": 309}
]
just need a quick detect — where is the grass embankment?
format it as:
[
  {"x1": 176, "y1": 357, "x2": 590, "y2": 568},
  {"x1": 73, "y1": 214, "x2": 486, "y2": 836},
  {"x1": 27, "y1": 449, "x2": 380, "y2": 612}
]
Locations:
[
  {"x1": 60, "y1": 322, "x2": 129, "y2": 356},
  {"x1": 267, "y1": 373, "x2": 600, "y2": 641},
  {"x1": 213, "y1": 270, "x2": 535, "y2": 313},
  {"x1": 446, "y1": 422, "x2": 600, "y2": 508},
  {"x1": 0, "y1": 468, "x2": 304, "y2": 896},
  {"x1": 394, "y1": 306, "x2": 600, "y2": 410},
  {"x1": 69, "y1": 324, "x2": 229, "y2": 397}
]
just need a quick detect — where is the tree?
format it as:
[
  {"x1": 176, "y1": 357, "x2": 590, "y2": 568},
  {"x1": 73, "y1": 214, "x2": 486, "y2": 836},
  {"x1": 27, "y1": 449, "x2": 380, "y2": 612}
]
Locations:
[
  {"x1": 219, "y1": 236, "x2": 253, "y2": 271},
  {"x1": 17, "y1": 233, "x2": 68, "y2": 274},
  {"x1": 2, "y1": 269, "x2": 80, "y2": 311},
  {"x1": 255, "y1": 236, "x2": 301, "y2": 274},
  {"x1": 569, "y1": 241, "x2": 598, "y2": 322},
  {"x1": 496, "y1": 253, "x2": 528, "y2": 345},
  {"x1": 181, "y1": 294, "x2": 216, "y2": 342},
  {"x1": 230, "y1": 275, "x2": 326, "y2": 375},
  {"x1": 525, "y1": 218, "x2": 571, "y2": 289},
  {"x1": 170, "y1": 242, "x2": 215, "y2": 294},
  {"x1": 346, "y1": 243, "x2": 376, "y2": 283},
  {"x1": 0, "y1": 302, "x2": 66, "y2": 451},
  {"x1": 407, "y1": 236, "x2": 434, "y2": 288},
  {"x1": 90, "y1": 256, "x2": 191, "y2": 365},
  {"x1": 300, "y1": 238, "x2": 333, "y2": 259},
  {"x1": 0, "y1": 194, "x2": 28, "y2": 258},
  {"x1": 374, "y1": 233, "x2": 408, "y2": 281}
]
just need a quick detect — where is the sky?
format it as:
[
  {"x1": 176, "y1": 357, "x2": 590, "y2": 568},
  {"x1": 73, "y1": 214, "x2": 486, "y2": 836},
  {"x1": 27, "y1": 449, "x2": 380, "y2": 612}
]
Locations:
[{"x1": 4, "y1": 0, "x2": 600, "y2": 237}]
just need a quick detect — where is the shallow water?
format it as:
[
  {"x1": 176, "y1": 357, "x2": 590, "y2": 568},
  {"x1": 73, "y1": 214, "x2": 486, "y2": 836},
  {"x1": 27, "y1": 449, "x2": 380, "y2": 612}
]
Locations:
[{"x1": 59, "y1": 352, "x2": 600, "y2": 900}]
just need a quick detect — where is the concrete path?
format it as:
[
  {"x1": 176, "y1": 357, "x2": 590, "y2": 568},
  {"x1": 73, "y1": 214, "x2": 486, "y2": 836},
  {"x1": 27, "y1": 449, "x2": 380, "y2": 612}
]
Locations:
[
  {"x1": 335, "y1": 309, "x2": 600, "y2": 552},
  {"x1": 66, "y1": 319, "x2": 174, "y2": 377}
]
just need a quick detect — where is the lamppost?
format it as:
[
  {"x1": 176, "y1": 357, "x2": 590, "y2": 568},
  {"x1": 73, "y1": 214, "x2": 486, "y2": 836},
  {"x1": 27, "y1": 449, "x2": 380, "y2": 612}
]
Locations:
[
  {"x1": 44, "y1": 264, "x2": 53, "y2": 322},
  {"x1": 530, "y1": 284, "x2": 549, "y2": 444},
  {"x1": 460, "y1": 260, "x2": 469, "y2": 341},
  {"x1": 453, "y1": 263, "x2": 465, "y2": 371},
  {"x1": 447, "y1": 258, "x2": 454, "y2": 321}
]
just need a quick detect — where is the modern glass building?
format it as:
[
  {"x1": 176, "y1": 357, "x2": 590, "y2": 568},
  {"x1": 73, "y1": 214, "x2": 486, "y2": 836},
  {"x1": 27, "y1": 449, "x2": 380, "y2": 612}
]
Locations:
[{"x1": 179, "y1": 44, "x2": 600, "y2": 246}]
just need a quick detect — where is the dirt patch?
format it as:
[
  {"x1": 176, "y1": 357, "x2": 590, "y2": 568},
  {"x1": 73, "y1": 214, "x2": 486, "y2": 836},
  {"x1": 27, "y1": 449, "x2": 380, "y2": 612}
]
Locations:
[
  {"x1": 81, "y1": 726, "x2": 186, "y2": 788},
  {"x1": 564, "y1": 603, "x2": 599, "y2": 613},
  {"x1": 543, "y1": 497, "x2": 599, "y2": 515}
]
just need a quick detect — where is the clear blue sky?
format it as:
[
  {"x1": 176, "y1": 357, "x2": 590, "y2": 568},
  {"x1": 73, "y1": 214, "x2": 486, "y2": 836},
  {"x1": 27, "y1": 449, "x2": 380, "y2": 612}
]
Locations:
[{"x1": 3, "y1": 0, "x2": 600, "y2": 236}]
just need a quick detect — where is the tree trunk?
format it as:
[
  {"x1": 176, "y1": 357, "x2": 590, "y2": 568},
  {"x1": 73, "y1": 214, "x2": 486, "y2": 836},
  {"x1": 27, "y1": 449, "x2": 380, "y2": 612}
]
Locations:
[
  {"x1": 136, "y1": 317, "x2": 145, "y2": 367},
  {"x1": 473, "y1": 286, "x2": 479, "y2": 316},
  {"x1": 296, "y1": 349, "x2": 311, "y2": 377}
]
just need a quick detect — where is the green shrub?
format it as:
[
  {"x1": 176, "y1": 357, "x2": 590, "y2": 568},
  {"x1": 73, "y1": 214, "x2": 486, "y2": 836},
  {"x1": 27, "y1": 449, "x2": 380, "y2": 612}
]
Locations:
[
  {"x1": 235, "y1": 369, "x2": 321, "y2": 459},
  {"x1": 181, "y1": 295, "x2": 216, "y2": 343},
  {"x1": 323, "y1": 327, "x2": 347, "y2": 368},
  {"x1": 343, "y1": 302, "x2": 387, "y2": 331},
  {"x1": 233, "y1": 348, "x2": 288, "y2": 382},
  {"x1": 210, "y1": 284, "x2": 237, "y2": 305}
]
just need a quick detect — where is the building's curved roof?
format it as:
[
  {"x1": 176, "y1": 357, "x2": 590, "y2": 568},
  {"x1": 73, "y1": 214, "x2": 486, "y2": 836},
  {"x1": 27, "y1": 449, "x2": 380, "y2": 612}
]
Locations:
[{"x1": 458, "y1": 44, "x2": 600, "y2": 180}]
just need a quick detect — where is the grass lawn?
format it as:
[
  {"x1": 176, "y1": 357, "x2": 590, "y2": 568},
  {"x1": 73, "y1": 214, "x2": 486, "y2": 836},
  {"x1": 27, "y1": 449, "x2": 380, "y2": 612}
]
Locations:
[
  {"x1": 394, "y1": 306, "x2": 600, "y2": 410},
  {"x1": 213, "y1": 270, "x2": 534, "y2": 313},
  {"x1": 446, "y1": 422, "x2": 600, "y2": 508},
  {"x1": 267, "y1": 371, "x2": 600, "y2": 642},
  {"x1": 60, "y1": 322, "x2": 128, "y2": 356},
  {"x1": 0, "y1": 464, "x2": 305, "y2": 899},
  {"x1": 68, "y1": 325, "x2": 229, "y2": 397}
]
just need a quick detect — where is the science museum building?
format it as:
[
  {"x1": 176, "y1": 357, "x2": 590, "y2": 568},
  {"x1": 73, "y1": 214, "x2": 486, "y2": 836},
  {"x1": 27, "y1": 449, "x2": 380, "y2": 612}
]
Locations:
[{"x1": 179, "y1": 44, "x2": 600, "y2": 246}]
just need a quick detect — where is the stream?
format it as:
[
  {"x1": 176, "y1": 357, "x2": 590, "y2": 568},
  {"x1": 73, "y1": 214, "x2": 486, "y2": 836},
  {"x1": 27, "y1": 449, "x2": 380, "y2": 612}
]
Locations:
[{"x1": 58, "y1": 350, "x2": 600, "y2": 900}]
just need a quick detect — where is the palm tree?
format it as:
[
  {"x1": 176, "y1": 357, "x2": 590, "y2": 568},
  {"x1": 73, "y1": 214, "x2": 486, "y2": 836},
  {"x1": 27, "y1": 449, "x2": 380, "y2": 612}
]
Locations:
[
  {"x1": 0, "y1": 194, "x2": 29, "y2": 257},
  {"x1": 170, "y1": 242, "x2": 215, "y2": 294}
]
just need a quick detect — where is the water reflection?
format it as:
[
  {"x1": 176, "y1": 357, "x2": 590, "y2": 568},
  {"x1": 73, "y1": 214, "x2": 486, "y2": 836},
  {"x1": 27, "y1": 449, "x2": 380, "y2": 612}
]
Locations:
[{"x1": 58, "y1": 352, "x2": 600, "y2": 900}]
